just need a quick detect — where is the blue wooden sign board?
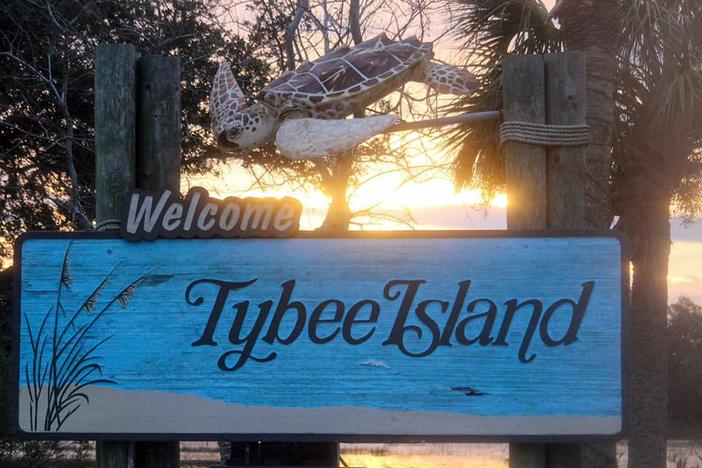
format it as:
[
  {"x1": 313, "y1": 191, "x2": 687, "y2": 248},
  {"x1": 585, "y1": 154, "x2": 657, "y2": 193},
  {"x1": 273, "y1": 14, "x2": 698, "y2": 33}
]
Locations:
[{"x1": 13, "y1": 231, "x2": 625, "y2": 441}]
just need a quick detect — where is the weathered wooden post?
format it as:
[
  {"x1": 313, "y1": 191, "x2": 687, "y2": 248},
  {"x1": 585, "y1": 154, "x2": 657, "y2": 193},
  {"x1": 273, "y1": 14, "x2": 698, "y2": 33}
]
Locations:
[
  {"x1": 545, "y1": 53, "x2": 587, "y2": 231},
  {"x1": 95, "y1": 43, "x2": 137, "y2": 231},
  {"x1": 503, "y1": 55, "x2": 548, "y2": 232},
  {"x1": 133, "y1": 54, "x2": 182, "y2": 468},
  {"x1": 545, "y1": 53, "x2": 616, "y2": 468},
  {"x1": 136, "y1": 56, "x2": 182, "y2": 193},
  {"x1": 503, "y1": 54, "x2": 548, "y2": 468},
  {"x1": 543, "y1": 52, "x2": 588, "y2": 467},
  {"x1": 94, "y1": 45, "x2": 181, "y2": 468},
  {"x1": 94, "y1": 43, "x2": 138, "y2": 468},
  {"x1": 503, "y1": 52, "x2": 595, "y2": 468}
]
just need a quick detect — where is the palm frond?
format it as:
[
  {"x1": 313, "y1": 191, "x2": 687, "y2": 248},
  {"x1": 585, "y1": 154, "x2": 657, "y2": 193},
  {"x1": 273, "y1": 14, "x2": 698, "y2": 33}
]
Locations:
[
  {"x1": 448, "y1": 0, "x2": 702, "y2": 213},
  {"x1": 612, "y1": 0, "x2": 702, "y2": 217},
  {"x1": 445, "y1": 0, "x2": 561, "y2": 191}
]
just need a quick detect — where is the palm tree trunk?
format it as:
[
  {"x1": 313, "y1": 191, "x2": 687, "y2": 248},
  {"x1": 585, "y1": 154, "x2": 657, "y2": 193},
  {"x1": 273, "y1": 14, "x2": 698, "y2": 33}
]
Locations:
[
  {"x1": 556, "y1": 0, "x2": 621, "y2": 230},
  {"x1": 581, "y1": 51, "x2": 618, "y2": 229},
  {"x1": 614, "y1": 124, "x2": 679, "y2": 468},
  {"x1": 554, "y1": 2, "x2": 621, "y2": 466},
  {"x1": 625, "y1": 197, "x2": 671, "y2": 468}
]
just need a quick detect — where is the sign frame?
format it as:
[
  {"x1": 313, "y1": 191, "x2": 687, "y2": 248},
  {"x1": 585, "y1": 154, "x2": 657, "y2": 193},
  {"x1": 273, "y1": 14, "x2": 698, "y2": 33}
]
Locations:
[{"x1": 12, "y1": 229, "x2": 629, "y2": 442}]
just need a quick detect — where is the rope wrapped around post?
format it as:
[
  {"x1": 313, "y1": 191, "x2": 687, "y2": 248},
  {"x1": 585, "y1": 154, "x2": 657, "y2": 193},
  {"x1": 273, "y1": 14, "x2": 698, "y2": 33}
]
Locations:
[
  {"x1": 500, "y1": 121, "x2": 590, "y2": 147},
  {"x1": 95, "y1": 219, "x2": 121, "y2": 231}
]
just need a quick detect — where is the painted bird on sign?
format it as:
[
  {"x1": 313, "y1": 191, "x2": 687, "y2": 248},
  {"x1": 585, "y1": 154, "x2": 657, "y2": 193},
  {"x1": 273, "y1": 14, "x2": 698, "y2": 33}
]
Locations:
[
  {"x1": 452, "y1": 386, "x2": 489, "y2": 397},
  {"x1": 210, "y1": 34, "x2": 478, "y2": 161}
]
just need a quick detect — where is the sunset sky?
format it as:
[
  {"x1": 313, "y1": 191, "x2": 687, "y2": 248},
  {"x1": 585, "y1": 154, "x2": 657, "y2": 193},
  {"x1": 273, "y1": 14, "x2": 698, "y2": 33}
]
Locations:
[
  {"x1": 188, "y1": 168, "x2": 702, "y2": 305},
  {"x1": 193, "y1": 0, "x2": 702, "y2": 305}
]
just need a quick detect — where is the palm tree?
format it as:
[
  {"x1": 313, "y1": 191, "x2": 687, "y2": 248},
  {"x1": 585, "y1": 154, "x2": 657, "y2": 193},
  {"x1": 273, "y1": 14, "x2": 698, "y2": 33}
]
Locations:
[
  {"x1": 448, "y1": 1, "x2": 702, "y2": 467},
  {"x1": 612, "y1": 3, "x2": 702, "y2": 466}
]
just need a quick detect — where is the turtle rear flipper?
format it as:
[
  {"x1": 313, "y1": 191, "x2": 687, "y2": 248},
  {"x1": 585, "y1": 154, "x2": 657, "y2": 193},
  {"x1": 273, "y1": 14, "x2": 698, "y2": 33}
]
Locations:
[
  {"x1": 275, "y1": 115, "x2": 398, "y2": 160},
  {"x1": 418, "y1": 62, "x2": 479, "y2": 95}
]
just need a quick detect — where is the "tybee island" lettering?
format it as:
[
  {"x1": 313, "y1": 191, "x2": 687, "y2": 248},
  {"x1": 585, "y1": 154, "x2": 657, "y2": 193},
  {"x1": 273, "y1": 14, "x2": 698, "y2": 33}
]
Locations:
[{"x1": 186, "y1": 279, "x2": 595, "y2": 372}]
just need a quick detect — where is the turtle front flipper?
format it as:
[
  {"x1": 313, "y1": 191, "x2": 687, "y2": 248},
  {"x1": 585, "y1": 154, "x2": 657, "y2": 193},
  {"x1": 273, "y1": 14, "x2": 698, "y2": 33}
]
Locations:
[
  {"x1": 419, "y1": 62, "x2": 480, "y2": 95},
  {"x1": 275, "y1": 115, "x2": 399, "y2": 160}
]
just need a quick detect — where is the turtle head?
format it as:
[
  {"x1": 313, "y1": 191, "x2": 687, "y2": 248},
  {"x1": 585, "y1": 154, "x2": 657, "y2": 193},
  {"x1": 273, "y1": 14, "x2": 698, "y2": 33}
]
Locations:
[
  {"x1": 220, "y1": 104, "x2": 277, "y2": 151},
  {"x1": 210, "y1": 62, "x2": 276, "y2": 152}
]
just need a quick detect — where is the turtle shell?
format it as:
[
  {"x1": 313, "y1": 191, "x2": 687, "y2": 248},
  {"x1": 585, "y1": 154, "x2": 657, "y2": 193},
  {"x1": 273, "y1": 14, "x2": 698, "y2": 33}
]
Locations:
[{"x1": 261, "y1": 34, "x2": 432, "y2": 119}]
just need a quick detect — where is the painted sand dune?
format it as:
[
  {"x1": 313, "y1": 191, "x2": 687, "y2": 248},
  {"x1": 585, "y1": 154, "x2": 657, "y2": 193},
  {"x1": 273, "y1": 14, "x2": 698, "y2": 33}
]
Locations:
[{"x1": 19, "y1": 386, "x2": 620, "y2": 436}]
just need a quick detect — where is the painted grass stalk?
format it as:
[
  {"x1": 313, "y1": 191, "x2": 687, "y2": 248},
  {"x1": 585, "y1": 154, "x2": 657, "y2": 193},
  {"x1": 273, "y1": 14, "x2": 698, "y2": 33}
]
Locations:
[{"x1": 23, "y1": 241, "x2": 151, "y2": 431}]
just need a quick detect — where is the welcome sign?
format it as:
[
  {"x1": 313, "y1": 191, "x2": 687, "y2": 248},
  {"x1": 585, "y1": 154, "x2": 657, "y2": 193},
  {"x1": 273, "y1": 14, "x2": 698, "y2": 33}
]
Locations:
[
  {"x1": 121, "y1": 188, "x2": 303, "y2": 240},
  {"x1": 13, "y1": 231, "x2": 625, "y2": 440}
]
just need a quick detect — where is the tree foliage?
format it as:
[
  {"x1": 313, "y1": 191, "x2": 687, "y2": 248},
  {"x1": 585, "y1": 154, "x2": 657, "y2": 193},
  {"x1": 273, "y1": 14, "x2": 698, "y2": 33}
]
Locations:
[
  {"x1": 612, "y1": 0, "x2": 702, "y2": 232},
  {"x1": 449, "y1": 4, "x2": 700, "y2": 465},
  {"x1": 220, "y1": 0, "x2": 458, "y2": 230},
  {"x1": 448, "y1": 0, "x2": 702, "y2": 222},
  {"x1": 0, "y1": 0, "x2": 270, "y2": 261},
  {"x1": 445, "y1": 0, "x2": 561, "y2": 197},
  {"x1": 668, "y1": 297, "x2": 702, "y2": 436}
]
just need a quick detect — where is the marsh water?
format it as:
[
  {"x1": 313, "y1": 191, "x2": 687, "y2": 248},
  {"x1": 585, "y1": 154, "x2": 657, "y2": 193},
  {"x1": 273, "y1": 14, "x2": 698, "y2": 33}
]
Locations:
[
  {"x1": 173, "y1": 441, "x2": 702, "y2": 467},
  {"x1": 23, "y1": 440, "x2": 700, "y2": 467}
]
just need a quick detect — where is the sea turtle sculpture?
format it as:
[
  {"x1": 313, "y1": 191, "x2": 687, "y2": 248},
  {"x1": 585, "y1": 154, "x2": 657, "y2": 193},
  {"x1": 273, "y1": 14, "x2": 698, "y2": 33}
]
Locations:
[{"x1": 210, "y1": 34, "x2": 478, "y2": 160}]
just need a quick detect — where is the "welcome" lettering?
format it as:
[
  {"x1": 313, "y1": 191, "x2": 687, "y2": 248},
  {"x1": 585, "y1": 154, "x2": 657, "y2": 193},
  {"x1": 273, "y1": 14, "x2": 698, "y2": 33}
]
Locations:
[{"x1": 121, "y1": 188, "x2": 302, "y2": 241}]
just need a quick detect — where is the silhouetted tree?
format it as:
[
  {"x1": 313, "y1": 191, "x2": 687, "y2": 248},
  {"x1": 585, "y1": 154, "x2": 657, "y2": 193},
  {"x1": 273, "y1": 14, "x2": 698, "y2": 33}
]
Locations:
[
  {"x1": 668, "y1": 297, "x2": 702, "y2": 437},
  {"x1": 448, "y1": 2, "x2": 701, "y2": 466},
  {"x1": 224, "y1": 0, "x2": 457, "y2": 231},
  {"x1": 0, "y1": 0, "x2": 270, "y2": 262}
]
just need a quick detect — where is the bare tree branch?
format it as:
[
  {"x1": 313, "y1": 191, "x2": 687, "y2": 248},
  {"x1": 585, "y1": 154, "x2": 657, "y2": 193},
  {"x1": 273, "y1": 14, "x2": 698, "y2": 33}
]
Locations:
[{"x1": 285, "y1": 0, "x2": 309, "y2": 70}]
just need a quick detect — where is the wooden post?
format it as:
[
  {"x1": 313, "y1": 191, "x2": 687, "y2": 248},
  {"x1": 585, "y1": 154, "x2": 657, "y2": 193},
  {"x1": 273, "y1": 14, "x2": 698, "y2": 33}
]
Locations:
[
  {"x1": 543, "y1": 52, "x2": 588, "y2": 468},
  {"x1": 503, "y1": 55, "x2": 548, "y2": 231},
  {"x1": 134, "y1": 54, "x2": 182, "y2": 468},
  {"x1": 95, "y1": 43, "x2": 137, "y2": 227},
  {"x1": 544, "y1": 53, "x2": 616, "y2": 468},
  {"x1": 96, "y1": 443, "x2": 133, "y2": 468},
  {"x1": 504, "y1": 52, "x2": 595, "y2": 468},
  {"x1": 545, "y1": 53, "x2": 586, "y2": 231},
  {"x1": 136, "y1": 56, "x2": 181, "y2": 192},
  {"x1": 94, "y1": 43, "x2": 137, "y2": 468},
  {"x1": 503, "y1": 54, "x2": 548, "y2": 468}
]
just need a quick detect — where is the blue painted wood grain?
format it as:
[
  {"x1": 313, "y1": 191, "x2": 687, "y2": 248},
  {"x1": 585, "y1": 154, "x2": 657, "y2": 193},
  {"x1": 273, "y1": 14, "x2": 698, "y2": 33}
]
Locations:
[{"x1": 17, "y1": 235, "x2": 623, "y2": 434}]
